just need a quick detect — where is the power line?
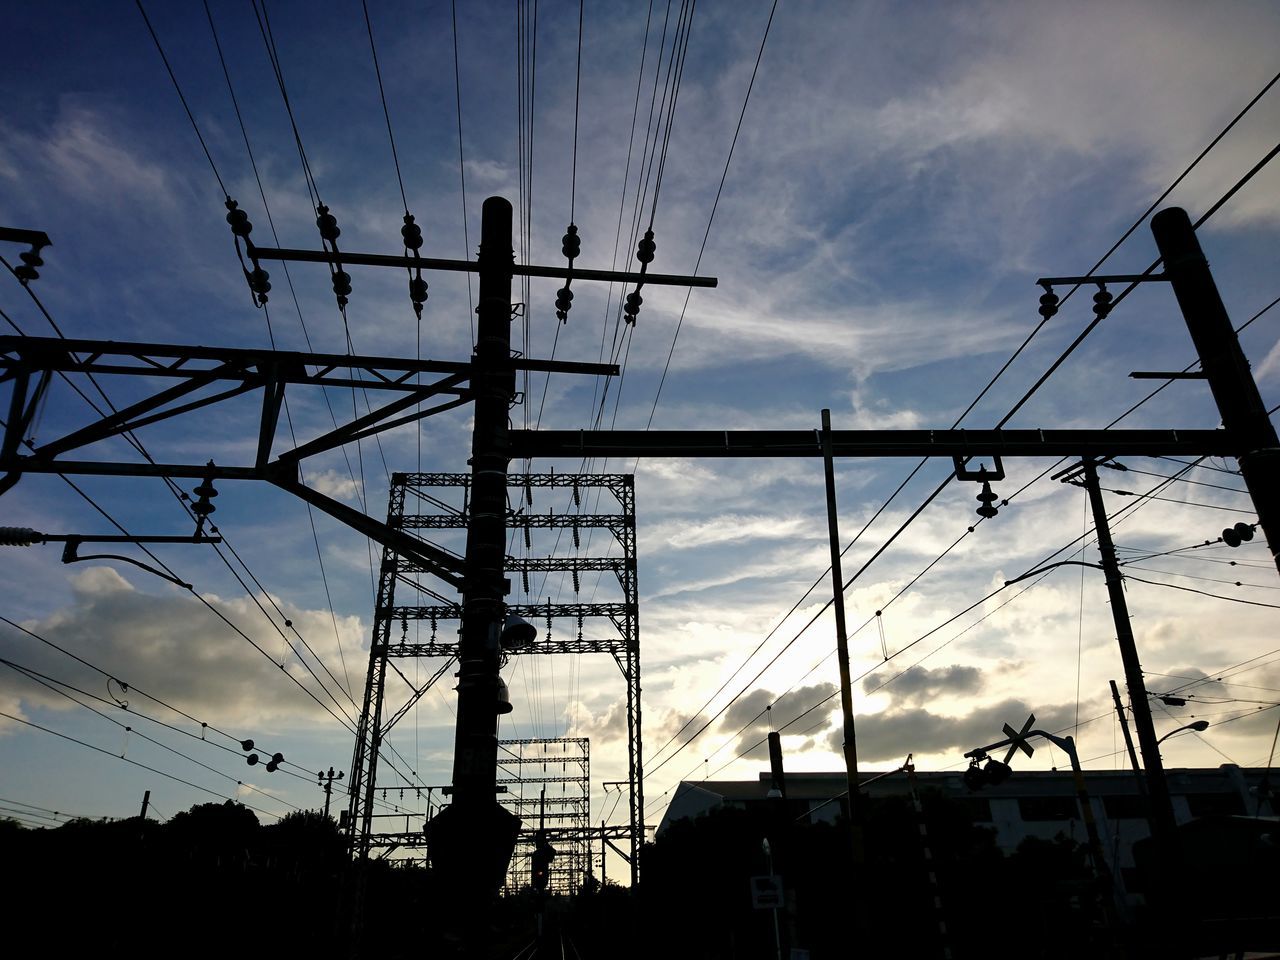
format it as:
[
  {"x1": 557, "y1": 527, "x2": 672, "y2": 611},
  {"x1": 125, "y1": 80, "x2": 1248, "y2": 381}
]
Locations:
[
  {"x1": 1, "y1": 656, "x2": 306, "y2": 815},
  {"x1": 135, "y1": 0, "x2": 229, "y2": 198},
  {"x1": 0, "y1": 710, "x2": 281, "y2": 820},
  {"x1": 362, "y1": 0, "x2": 409, "y2": 214},
  {"x1": 1124, "y1": 575, "x2": 1280, "y2": 610}
]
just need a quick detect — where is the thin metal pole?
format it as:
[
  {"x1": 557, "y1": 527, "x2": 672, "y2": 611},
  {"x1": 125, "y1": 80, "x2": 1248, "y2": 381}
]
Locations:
[
  {"x1": 820, "y1": 409, "x2": 862, "y2": 855},
  {"x1": 1110, "y1": 679, "x2": 1145, "y2": 795},
  {"x1": 1082, "y1": 461, "x2": 1179, "y2": 863}
]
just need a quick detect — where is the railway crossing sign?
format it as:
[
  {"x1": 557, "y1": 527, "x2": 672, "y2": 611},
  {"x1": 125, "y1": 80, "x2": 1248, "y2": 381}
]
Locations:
[{"x1": 1002, "y1": 714, "x2": 1036, "y2": 764}]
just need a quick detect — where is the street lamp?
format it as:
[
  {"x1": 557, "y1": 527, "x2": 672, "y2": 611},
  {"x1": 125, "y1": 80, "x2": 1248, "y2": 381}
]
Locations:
[{"x1": 1156, "y1": 719, "x2": 1209, "y2": 746}]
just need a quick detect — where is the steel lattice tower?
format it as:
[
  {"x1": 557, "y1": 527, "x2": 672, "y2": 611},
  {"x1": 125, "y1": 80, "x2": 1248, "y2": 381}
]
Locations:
[
  {"x1": 499, "y1": 737, "x2": 590, "y2": 893},
  {"x1": 345, "y1": 472, "x2": 643, "y2": 885}
]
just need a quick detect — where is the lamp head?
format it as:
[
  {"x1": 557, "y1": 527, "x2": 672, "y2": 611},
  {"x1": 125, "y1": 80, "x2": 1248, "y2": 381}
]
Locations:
[{"x1": 500, "y1": 614, "x2": 537, "y2": 649}]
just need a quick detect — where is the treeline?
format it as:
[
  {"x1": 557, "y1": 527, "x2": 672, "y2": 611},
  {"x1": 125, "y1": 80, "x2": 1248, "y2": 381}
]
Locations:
[
  {"x1": 0, "y1": 792, "x2": 1123, "y2": 958},
  {"x1": 2, "y1": 804, "x2": 350, "y2": 955}
]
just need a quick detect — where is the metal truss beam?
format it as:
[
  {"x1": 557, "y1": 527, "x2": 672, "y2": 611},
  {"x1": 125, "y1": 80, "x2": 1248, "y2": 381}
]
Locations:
[
  {"x1": 399, "y1": 514, "x2": 630, "y2": 531},
  {"x1": 388, "y1": 638, "x2": 624, "y2": 657}
]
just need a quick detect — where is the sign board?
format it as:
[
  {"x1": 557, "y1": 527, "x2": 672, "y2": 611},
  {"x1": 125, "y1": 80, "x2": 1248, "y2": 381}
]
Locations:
[{"x1": 751, "y1": 874, "x2": 784, "y2": 909}]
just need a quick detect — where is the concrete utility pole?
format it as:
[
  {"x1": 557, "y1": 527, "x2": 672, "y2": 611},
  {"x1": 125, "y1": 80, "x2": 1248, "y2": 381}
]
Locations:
[
  {"x1": 425, "y1": 197, "x2": 522, "y2": 896},
  {"x1": 139, "y1": 789, "x2": 150, "y2": 820},
  {"x1": 1151, "y1": 207, "x2": 1280, "y2": 574}
]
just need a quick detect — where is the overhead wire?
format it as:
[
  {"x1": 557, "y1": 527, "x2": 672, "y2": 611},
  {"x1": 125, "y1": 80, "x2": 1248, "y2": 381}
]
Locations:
[
  {"x1": 0, "y1": 711, "x2": 281, "y2": 820},
  {"x1": 1, "y1": 656, "x2": 306, "y2": 815}
]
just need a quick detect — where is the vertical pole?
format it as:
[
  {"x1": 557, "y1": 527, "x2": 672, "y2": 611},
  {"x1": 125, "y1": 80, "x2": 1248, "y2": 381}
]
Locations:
[
  {"x1": 1082, "y1": 461, "x2": 1179, "y2": 859},
  {"x1": 427, "y1": 197, "x2": 520, "y2": 911},
  {"x1": 139, "y1": 789, "x2": 150, "y2": 820},
  {"x1": 1062, "y1": 737, "x2": 1113, "y2": 894},
  {"x1": 600, "y1": 821, "x2": 606, "y2": 887},
  {"x1": 454, "y1": 195, "x2": 514, "y2": 809},
  {"x1": 1151, "y1": 207, "x2": 1280, "y2": 575},
  {"x1": 1110, "y1": 679, "x2": 1145, "y2": 793},
  {"x1": 819, "y1": 410, "x2": 862, "y2": 850}
]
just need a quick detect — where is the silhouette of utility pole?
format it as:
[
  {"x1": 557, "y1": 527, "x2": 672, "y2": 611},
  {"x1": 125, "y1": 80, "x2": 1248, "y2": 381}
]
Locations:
[
  {"x1": 318, "y1": 767, "x2": 343, "y2": 820},
  {"x1": 1151, "y1": 207, "x2": 1280, "y2": 574}
]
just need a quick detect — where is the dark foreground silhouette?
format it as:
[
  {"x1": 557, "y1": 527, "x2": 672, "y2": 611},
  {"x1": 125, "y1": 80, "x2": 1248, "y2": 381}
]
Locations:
[{"x1": 2, "y1": 792, "x2": 1273, "y2": 958}]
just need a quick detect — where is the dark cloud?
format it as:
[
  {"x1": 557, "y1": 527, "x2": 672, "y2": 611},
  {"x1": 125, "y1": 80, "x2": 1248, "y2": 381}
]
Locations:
[
  {"x1": 723, "y1": 683, "x2": 838, "y2": 760},
  {"x1": 1150, "y1": 666, "x2": 1228, "y2": 700},
  {"x1": 863, "y1": 663, "x2": 983, "y2": 705},
  {"x1": 0, "y1": 568, "x2": 359, "y2": 731},
  {"x1": 834, "y1": 697, "x2": 1080, "y2": 764}
]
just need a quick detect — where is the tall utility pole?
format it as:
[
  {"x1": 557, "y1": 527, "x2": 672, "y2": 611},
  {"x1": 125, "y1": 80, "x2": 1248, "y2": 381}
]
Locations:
[
  {"x1": 425, "y1": 197, "x2": 522, "y2": 896},
  {"x1": 819, "y1": 410, "x2": 862, "y2": 855},
  {"x1": 1152, "y1": 207, "x2": 1280, "y2": 574}
]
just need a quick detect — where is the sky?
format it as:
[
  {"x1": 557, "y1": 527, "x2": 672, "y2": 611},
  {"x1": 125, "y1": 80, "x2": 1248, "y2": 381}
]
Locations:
[{"x1": 1, "y1": 0, "x2": 1279, "y2": 878}]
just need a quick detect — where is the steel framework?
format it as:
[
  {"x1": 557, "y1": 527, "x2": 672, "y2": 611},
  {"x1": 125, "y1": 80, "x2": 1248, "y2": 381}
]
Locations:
[
  {"x1": 346, "y1": 472, "x2": 643, "y2": 884},
  {"x1": 499, "y1": 738, "x2": 590, "y2": 894}
]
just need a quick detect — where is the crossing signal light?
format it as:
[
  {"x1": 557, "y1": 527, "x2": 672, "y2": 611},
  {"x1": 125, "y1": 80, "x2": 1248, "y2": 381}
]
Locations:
[
  {"x1": 531, "y1": 839, "x2": 555, "y2": 891},
  {"x1": 963, "y1": 756, "x2": 1012, "y2": 790},
  {"x1": 1222, "y1": 522, "x2": 1255, "y2": 548}
]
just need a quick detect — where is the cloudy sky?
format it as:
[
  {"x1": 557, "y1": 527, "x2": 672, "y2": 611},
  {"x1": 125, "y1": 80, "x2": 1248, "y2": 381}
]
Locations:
[{"x1": 2, "y1": 1, "x2": 1278, "y2": 874}]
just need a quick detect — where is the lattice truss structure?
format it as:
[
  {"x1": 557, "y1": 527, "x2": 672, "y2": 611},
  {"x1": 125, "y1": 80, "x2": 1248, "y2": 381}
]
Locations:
[
  {"x1": 499, "y1": 738, "x2": 589, "y2": 894},
  {"x1": 345, "y1": 472, "x2": 643, "y2": 885}
]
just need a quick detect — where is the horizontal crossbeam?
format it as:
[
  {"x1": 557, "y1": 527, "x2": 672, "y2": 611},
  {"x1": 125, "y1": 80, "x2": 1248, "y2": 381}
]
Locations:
[
  {"x1": 248, "y1": 245, "x2": 718, "y2": 288},
  {"x1": 389, "y1": 602, "x2": 628, "y2": 621},
  {"x1": 386, "y1": 638, "x2": 626, "y2": 657},
  {"x1": 398, "y1": 514, "x2": 628, "y2": 530},
  {"x1": 509, "y1": 427, "x2": 1240, "y2": 459}
]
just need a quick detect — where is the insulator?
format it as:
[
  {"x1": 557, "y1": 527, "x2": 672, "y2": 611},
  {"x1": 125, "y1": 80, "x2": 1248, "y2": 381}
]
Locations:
[
  {"x1": 572, "y1": 527, "x2": 580, "y2": 548},
  {"x1": 975, "y1": 480, "x2": 999, "y2": 519},
  {"x1": 193, "y1": 479, "x2": 219, "y2": 501},
  {"x1": 315, "y1": 204, "x2": 341, "y2": 242},
  {"x1": 401, "y1": 214, "x2": 424, "y2": 251},
  {"x1": 0, "y1": 527, "x2": 42, "y2": 546},
  {"x1": 1092, "y1": 287, "x2": 1113, "y2": 319},
  {"x1": 224, "y1": 198, "x2": 253, "y2": 239},
  {"x1": 636, "y1": 230, "x2": 656, "y2": 265},
  {"x1": 15, "y1": 247, "x2": 44, "y2": 283},
  {"x1": 246, "y1": 753, "x2": 260, "y2": 766},
  {"x1": 562, "y1": 224, "x2": 580, "y2": 260},
  {"x1": 240, "y1": 739, "x2": 254, "y2": 751},
  {"x1": 332, "y1": 270, "x2": 352, "y2": 300},
  {"x1": 522, "y1": 570, "x2": 530, "y2": 593},
  {"x1": 1223, "y1": 522, "x2": 1255, "y2": 548},
  {"x1": 555, "y1": 287, "x2": 574, "y2": 321},
  {"x1": 523, "y1": 526, "x2": 531, "y2": 549},
  {"x1": 244, "y1": 265, "x2": 270, "y2": 301},
  {"x1": 525, "y1": 476, "x2": 534, "y2": 506},
  {"x1": 623, "y1": 290, "x2": 643, "y2": 324},
  {"x1": 1037, "y1": 290, "x2": 1059, "y2": 319},
  {"x1": 572, "y1": 483, "x2": 580, "y2": 507},
  {"x1": 191, "y1": 499, "x2": 216, "y2": 519},
  {"x1": 572, "y1": 570, "x2": 580, "y2": 593},
  {"x1": 409, "y1": 275, "x2": 429, "y2": 306}
]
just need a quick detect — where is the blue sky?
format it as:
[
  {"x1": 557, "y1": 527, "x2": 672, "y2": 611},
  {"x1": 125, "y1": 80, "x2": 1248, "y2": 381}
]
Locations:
[{"x1": 2, "y1": 1, "x2": 1279, "y2": 872}]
